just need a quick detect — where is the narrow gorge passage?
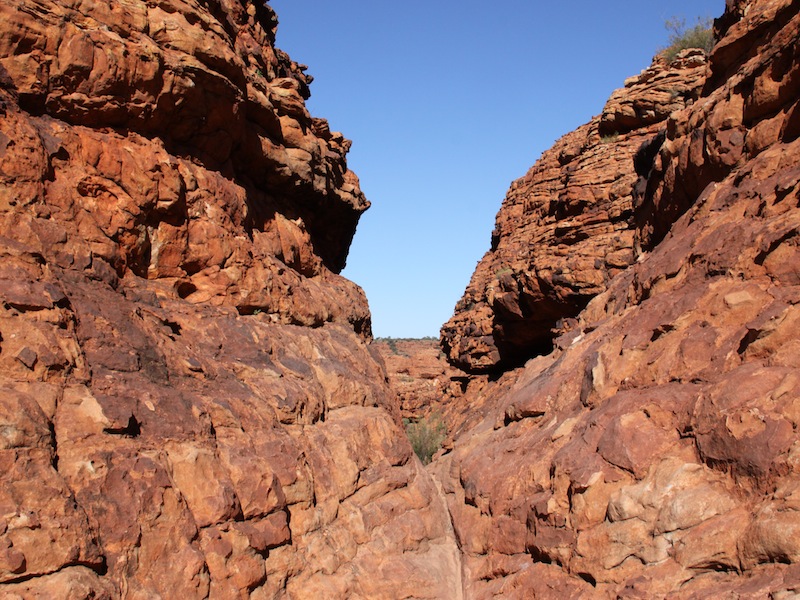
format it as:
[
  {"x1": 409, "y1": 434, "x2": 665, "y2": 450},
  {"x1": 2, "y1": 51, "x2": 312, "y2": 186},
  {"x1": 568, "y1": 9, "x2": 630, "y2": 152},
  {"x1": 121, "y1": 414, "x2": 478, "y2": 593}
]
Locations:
[{"x1": 1, "y1": 0, "x2": 800, "y2": 598}]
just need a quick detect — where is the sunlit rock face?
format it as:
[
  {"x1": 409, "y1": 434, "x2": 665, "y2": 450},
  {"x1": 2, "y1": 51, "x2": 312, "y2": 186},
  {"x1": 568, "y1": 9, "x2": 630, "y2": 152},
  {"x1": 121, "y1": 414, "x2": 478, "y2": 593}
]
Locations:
[
  {"x1": 441, "y1": 51, "x2": 708, "y2": 374},
  {"x1": 0, "y1": 1, "x2": 462, "y2": 597},
  {"x1": 435, "y1": 0, "x2": 800, "y2": 597},
  {"x1": 4, "y1": 0, "x2": 800, "y2": 597},
  {"x1": 373, "y1": 338, "x2": 469, "y2": 420}
]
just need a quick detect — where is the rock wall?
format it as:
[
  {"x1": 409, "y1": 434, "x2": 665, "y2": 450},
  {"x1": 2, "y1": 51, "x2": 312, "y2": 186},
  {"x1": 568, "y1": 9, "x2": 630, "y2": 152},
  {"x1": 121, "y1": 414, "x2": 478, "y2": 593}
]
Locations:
[
  {"x1": 441, "y1": 50, "x2": 708, "y2": 373},
  {"x1": 0, "y1": 1, "x2": 461, "y2": 597},
  {"x1": 373, "y1": 338, "x2": 467, "y2": 420},
  {"x1": 434, "y1": 0, "x2": 800, "y2": 597},
  {"x1": 4, "y1": 0, "x2": 799, "y2": 597}
]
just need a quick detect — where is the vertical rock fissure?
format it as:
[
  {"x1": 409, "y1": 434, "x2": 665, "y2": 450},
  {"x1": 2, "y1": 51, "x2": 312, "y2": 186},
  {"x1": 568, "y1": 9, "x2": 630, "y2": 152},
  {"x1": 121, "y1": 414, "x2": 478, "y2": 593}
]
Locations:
[{"x1": 429, "y1": 470, "x2": 467, "y2": 600}]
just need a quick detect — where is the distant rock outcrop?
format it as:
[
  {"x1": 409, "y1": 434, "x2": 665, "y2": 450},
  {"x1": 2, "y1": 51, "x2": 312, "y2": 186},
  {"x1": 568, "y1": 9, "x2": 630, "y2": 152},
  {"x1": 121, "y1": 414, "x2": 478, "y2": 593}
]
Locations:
[
  {"x1": 434, "y1": 0, "x2": 800, "y2": 596},
  {"x1": 373, "y1": 338, "x2": 468, "y2": 420},
  {"x1": 0, "y1": 1, "x2": 461, "y2": 597}
]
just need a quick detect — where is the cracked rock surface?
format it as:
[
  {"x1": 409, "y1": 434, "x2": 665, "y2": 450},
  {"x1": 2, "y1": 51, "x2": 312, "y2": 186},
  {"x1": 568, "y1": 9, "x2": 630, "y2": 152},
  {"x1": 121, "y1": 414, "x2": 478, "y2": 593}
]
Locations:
[
  {"x1": 0, "y1": 0, "x2": 461, "y2": 597},
  {"x1": 3, "y1": 0, "x2": 800, "y2": 598},
  {"x1": 433, "y1": 0, "x2": 800, "y2": 597}
]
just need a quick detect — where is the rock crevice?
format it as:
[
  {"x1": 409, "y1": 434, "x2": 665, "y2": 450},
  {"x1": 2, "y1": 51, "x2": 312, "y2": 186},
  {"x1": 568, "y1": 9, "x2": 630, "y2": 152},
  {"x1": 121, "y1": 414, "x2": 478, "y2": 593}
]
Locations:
[{"x1": 3, "y1": 0, "x2": 800, "y2": 598}]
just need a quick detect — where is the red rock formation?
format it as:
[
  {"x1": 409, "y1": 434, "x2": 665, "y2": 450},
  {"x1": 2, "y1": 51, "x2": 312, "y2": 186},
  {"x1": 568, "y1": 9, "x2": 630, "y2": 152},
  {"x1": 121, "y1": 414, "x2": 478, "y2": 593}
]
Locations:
[
  {"x1": 441, "y1": 51, "x2": 708, "y2": 373},
  {"x1": 434, "y1": 0, "x2": 800, "y2": 596},
  {"x1": 4, "y1": 0, "x2": 799, "y2": 596},
  {"x1": 373, "y1": 338, "x2": 468, "y2": 419},
  {"x1": 0, "y1": 1, "x2": 461, "y2": 597}
]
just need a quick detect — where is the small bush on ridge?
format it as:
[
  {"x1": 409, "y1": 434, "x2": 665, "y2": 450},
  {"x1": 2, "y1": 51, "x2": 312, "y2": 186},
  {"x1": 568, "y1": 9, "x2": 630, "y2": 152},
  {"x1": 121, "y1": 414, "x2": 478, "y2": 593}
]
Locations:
[
  {"x1": 661, "y1": 17, "x2": 714, "y2": 63},
  {"x1": 404, "y1": 414, "x2": 446, "y2": 465}
]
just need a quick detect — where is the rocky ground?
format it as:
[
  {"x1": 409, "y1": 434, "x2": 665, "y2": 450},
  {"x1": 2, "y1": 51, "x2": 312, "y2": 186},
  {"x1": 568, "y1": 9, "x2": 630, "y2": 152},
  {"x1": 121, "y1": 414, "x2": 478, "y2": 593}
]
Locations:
[{"x1": 1, "y1": 0, "x2": 799, "y2": 598}]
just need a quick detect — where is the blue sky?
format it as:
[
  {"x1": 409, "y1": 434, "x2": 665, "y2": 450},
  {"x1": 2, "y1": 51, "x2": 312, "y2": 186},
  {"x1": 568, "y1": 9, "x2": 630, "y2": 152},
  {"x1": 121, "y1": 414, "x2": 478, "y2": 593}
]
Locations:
[{"x1": 268, "y1": 0, "x2": 724, "y2": 338}]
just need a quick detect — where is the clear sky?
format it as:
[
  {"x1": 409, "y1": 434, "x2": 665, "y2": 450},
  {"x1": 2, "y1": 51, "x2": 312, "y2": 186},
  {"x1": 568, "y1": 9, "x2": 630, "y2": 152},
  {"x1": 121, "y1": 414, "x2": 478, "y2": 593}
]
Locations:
[{"x1": 268, "y1": 0, "x2": 724, "y2": 338}]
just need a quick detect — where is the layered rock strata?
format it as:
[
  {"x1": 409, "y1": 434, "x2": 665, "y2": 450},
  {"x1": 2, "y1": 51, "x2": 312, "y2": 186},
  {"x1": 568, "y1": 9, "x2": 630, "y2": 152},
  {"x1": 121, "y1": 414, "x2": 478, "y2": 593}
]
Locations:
[
  {"x1": 434, "y1": 0, "x2": 800, "y2": 596},
  {"x1": 4, "y1": 0, "x2": 800, "y2": 597},
  {"x1": 0, "y1": 1, "x2": 461, "y2": 597},
  {"x1": 441, "y1": 50, "x2": 708, "y2": 373},
  {"x1": 373, "y1": 338, "x2": 468, "y2": 420}
]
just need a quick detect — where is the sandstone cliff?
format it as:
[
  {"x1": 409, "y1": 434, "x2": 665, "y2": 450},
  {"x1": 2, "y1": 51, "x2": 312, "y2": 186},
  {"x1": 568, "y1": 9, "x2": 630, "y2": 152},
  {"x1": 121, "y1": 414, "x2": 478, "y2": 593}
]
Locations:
[
  {"x1": 0, "y1": 1, "x2": 461, "y2": 597},
  {"x1": 441, "y1": 49, "x2": 709, "y2": 373},
  {"x1": 3, "y1": 0, "x2": 800, "y2": 597},
  {"x1": 434, "y1": 0, "x2": 800, "y2": 597}
]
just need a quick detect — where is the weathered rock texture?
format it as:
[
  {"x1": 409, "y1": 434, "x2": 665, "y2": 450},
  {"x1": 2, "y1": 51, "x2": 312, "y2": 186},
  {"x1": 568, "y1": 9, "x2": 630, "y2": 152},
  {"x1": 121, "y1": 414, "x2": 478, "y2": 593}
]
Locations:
[
  {"x1": 0, "y1": 1, "x2": 461, "y2": 598},
  {"x1": 441, "y1": 50, "x2": 708, "y2": 373},
  {"x1": 373, "y1": 338, "x2": 467, "y2": 419},
  {"x1": 5, "y1": 0, "x2": 800, "y2": 597},
  {"x1": 434, "y1": 0, "x2": 800, "y2": 597}
]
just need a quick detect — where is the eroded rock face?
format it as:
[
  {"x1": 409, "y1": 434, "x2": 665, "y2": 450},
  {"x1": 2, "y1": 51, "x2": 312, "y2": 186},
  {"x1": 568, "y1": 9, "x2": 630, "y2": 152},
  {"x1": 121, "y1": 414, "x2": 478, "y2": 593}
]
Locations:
[
  {"x1": 441, "y1": 51, "x2": 708, "y2": 373},
  {"x1": 435, "y1": 0, "x2": 800, "y2": 596},
  {"x1": 0, "y1": 1, "x2": 461, "y2": 597},
  {"x1": 0, "y1": 0, "x2": 366, "y2": 277},
  {"x1": 373, "y1": 338, "x2": 468, "y2": 419}
]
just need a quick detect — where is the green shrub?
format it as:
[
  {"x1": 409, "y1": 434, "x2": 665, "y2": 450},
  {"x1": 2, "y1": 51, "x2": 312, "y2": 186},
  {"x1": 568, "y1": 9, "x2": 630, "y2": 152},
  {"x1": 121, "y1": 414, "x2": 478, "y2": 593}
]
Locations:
[
  {"x1": 600, "y1": 133, "x2": 619, "y2": 144},
  {"x1": 661, "y1": 17, "x2": 714, "y2": 63},
  {"x1": 376, "y1": 337, "x2": 405, "y2": 356},
  {"x1": 404, "y1": 414, "x2": 446, "y2": 465}
]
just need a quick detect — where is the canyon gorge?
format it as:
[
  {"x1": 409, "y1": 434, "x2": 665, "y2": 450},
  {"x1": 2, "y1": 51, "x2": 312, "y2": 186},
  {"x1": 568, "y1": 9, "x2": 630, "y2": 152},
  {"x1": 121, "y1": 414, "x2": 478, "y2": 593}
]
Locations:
[{"x1": 1, "y1": 0, "x2": 799, "y2": 598}]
